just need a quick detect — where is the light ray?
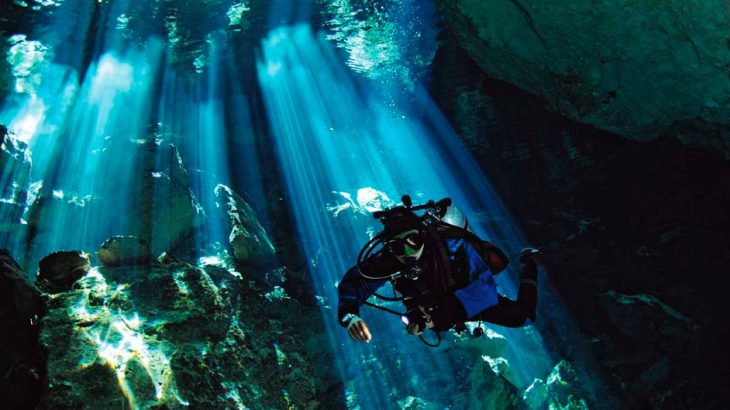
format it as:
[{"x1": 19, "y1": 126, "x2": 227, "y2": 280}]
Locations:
[{"x1": 258, "y1": 24, "x2": 605, "y2": 407}]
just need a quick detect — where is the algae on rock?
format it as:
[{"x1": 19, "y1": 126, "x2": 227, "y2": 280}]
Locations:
[{"x1": 39, "y1": 258, "x2": 327, "y2": 409}]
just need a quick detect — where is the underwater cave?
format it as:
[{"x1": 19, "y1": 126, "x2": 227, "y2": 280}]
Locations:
[{"x1": 1, "y1": 0, "x2": 729, "y2": 409}]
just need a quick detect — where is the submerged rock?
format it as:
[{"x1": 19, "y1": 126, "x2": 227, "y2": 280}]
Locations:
[
  {"x1": 98, "y1": 236, "x2": 152, "y2": 267},
  {"x1": 522, "y1": 378, "x2": 548, "y2": 409},
  {"x1": 214, "y1": 184, "x2": 275, "y2": 264},
  {"x1": 99, "y1": 138, "x2": 204, "y2": 256},
  {"x1": 435, "y1": 0, "x2": 730, "y2": 157},
  {"x1": 0, "y1": 250, "x2": 45, "y2": 409},
  {"x1": 545, "y1": 361, "x2": 589, "y2": 409},
  {"x1": 0, "y1": 124, "x2": 32, "y2": 233},
  {"x1": 36, "y1": 250, "x2": 90, "y2": 293},
  {"x1": 600, "y1": 291, "x2": 699, "y2": 357},
  {"x1": 25, "y1": 137, "x2": 204, "y2": 268},
  {"x1": 461, "y1": 355, "x2": 522, "y2": 409},
  {"x1": 39, "y1": 258, "x2": 328, "y2": 408},
  {"x1": 0, "y1": 250, "x2": 44, "y2": 334},
  {"x1": 398, "y1": 396, "x2": 444, "y2": 410}
]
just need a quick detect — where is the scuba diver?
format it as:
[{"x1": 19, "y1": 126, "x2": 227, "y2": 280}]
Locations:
[{"x1": 337, "y1": 196, "x2": 542, "y2": 345}]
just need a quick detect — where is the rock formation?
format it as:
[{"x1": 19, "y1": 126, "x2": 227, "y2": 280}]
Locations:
[
  {"x1": 435, "y1": 0, "x2": 730, "y2": 158},
  {"x1": 36, "y1": 250, "x2": 91, "y2": 293},
  {"x1": 214, "y1": 184, "x2": 275, "y2": 264},
  {"x1": 39, "y1": 256, "x2": 332, "y2": 409},
  {"x1": 98, "y1": 236, "x2": 152, "y2": 267},
  {"x1": 430, "y1": 30, "x2": 730, "y2": 407},
  {"x1": 0, "y1": 125, "x2": 32, "y2": 234},
  {"x1": 0, "y1": 250, "x2": 45, "y2": 409},
  {"x1": 25, "y1": 136, "x2": 204, "y2": 267}
]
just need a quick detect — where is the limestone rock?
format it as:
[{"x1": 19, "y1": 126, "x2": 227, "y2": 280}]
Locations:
[
  {"x1": 98, "y1": 236, "x2": 151, "y2": 267},
  {"x1": 0, "y1": 250, "x2": 45, "y2": 409},
  {"x1": 600, "y1": 290, "x2": 698, "y2": 358},
  {"x1": 95, "y1": 137, "x2": 204, "y2": 255},
  {"x1": 23, "y1": 190, "x2": 95, "y2": 270},
  {"x1": 523, "y1": 378, "x2": 547, "y2": 409},
  {"x1": 156, "y1": 251, "x2": 182, "y2": 265},
  {"x1": 214, "y1": 184, "x2": 275, "y2": 263},
  {"x1": 435, "y1": 0, "x2": 730, "y2": 157},
  {"x1": 430, "y1": 26, "x2": 730, "y2": 407},
  {"x1": 36, "y1": 250, "x2": 91, "y2": 293},
  {"x1": 462, "y1": 355, "x2": 523, "y2": 409},
  {"x1": 25, "y1": 137, "x2": 203, "y2": 268},
  {"x1": 398, "y1": 396, "x2": 444, "y2": 410},
  {"x1": 39, "y1": 258, "x2": 325, "y2": 408},
  {"x1": 545, "y1": 361, "x2": 589, "y2": 409},
  {"x1": 0, "y1": 124, "x2": 32, "y2": 233},
  {"x1": 0, "y1": 250, "x2": 44, "y2": 333}
]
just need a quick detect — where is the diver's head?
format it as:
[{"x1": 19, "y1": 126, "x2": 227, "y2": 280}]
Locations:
[
  {"x1": 382, "y1": 211, "x2": 425, "y2": 263},
  {"x1": 389, "y1": 229, "x2": 425, "y2": 263}
]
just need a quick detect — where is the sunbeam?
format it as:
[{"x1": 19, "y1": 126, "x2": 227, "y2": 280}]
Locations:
[
  {"x1": 0, "y1": 1, "x2": 624, "y2": 408},
  {"x1": 257, "y1": 24, "x2": 606, "y2": 408}
]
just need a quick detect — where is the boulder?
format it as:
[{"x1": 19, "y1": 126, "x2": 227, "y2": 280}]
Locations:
[
  {"x1": 435, "y1": 0, "x2": 730, "y2": 158},
  {"x1": 214, "y1": 184, "x2": 275, "y2": 263},
  {"x1": 97, "y1": 236, "x2": 151, "y2": 267},
  {"x1": 36, "y1": 250, "x2": 90, "y2": 293},
  {"x1": 461, "y1": 355, "x2": 523, "y2": 409},
  {"x1": 23, "y1": 190, "x2": 95, "y2": 269},
  {"x1": 133, "y1": 140, "x2": 205, "y2": 254}
]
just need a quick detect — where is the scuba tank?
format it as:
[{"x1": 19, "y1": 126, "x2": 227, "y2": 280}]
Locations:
[{"x1": 441, "y1": 205, "x2": 469, "y2": 230}]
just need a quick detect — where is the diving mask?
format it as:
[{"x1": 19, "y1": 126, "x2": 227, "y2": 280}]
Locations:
[{"x1": 389, "y1": 229, "x2": 425, "y2": 262}]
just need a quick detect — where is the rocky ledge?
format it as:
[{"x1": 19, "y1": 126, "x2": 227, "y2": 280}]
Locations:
[{"x1": 435, "y1": 0, "x2": 730, "y2": 158}]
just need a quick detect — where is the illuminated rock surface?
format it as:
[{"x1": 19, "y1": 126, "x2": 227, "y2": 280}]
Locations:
[
  {"x1": 214, "y1": 184, "x2": 275, "y2": 264},
  {"x1": 36, "y1": 250, "x2": 90, "y2": 292},
  {"x1": 25, "y1": 137, "x2": 204, "y2": 267},
  {"x1": 98, "y1": 236, "x2": 152, "y2": 267},
  {"x1": 0, "y1": 125, "x2": 31, "y2": 233},
  {"x1": 39, "y1": 258, "x2": 328, "y2": 409},
  {"x1": 435, "y1": 0, "x2": 730, "y2": 157}
]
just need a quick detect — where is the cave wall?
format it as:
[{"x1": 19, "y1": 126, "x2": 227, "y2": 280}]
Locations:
[
  {"x1": 430, "y1": 29, "x2": 730, "y2": 408},
  {"x1": 434, "y1": 0, "x2": 730, "y2": 159}
]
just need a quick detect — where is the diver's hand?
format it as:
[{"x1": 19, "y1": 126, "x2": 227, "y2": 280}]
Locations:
[
  {"x1": 346, "y1": 316, "x2": 372, "y2": 343},
  {"x1": 404, "y1": 306, "x2": 434, "y2": 336}
]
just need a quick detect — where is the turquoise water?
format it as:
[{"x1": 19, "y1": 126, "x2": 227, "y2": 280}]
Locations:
[{"x1": 0, "y1": 1, "x2": 607, "y2": 408}]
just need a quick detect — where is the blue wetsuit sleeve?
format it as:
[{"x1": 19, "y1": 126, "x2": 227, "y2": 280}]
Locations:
[
  {"x1": 337, "y1": 263, "x2": 387, "y2": 326},
  {"x1": 453, "y1": 240, "x2": 500, "y2": 318}
]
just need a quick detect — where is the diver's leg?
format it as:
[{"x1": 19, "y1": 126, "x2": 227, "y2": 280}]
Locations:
[{"x1": 473, "y1": 259, "x2": 538, "y2": 327}]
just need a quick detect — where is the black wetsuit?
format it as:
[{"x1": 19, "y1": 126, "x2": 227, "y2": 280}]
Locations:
[{"x1": 337, "y1": 234, "x2": 538, "y2": 331}]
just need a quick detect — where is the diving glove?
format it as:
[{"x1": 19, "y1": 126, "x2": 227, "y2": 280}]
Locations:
[{"x1": 402, "y1": 306, "x2": 434, "y2": 335}]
